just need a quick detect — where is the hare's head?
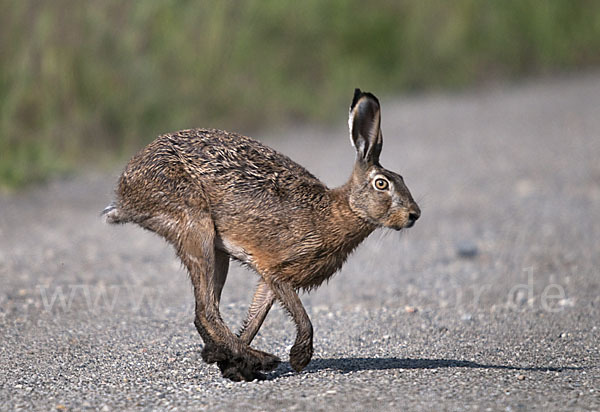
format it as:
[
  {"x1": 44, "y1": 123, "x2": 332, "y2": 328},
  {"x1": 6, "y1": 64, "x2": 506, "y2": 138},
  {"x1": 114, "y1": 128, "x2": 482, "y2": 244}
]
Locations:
[{"x1": 347, "y1": 89, "x2": 420, "y2": 231}]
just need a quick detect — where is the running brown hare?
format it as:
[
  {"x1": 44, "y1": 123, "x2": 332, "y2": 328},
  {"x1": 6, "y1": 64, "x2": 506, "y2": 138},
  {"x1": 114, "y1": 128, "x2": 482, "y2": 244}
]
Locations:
[{"x1": 104, "y1": 89, "x2": 420, "y2": 381}]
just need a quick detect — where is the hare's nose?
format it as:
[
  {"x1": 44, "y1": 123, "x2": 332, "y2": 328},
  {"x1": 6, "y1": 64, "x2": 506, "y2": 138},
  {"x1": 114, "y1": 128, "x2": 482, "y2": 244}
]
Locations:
[{"x1": 406, "y1": 205, "x2": 421, "y2": 227}]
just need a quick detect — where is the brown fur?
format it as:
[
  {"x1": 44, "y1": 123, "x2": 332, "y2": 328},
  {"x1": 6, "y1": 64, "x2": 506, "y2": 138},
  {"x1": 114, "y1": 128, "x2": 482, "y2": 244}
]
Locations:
[{"x1": 104, "y1": 89, "x2": 420, "y2": 381}]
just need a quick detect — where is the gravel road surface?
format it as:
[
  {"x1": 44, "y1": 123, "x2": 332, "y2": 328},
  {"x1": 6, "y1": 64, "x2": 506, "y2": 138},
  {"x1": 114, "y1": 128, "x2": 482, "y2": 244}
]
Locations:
[{"x1": 1, "y1": 73, "x2": 599, "y2": 411}]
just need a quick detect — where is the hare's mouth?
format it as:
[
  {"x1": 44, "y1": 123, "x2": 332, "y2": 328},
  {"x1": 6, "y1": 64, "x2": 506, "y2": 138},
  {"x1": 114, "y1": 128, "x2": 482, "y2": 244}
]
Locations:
[
  {"x1": 389, "y1": 220, "x2": 416, "y2": 231},
  {"x1": 404, "y1": 219, "x2": 416, "y2": 229},
  {"x1": 387, "y1": 217, "x2": 416, "y2": 230},
  {"x1": 385, "y1": 209, "x2": 419, "y2": 231}
]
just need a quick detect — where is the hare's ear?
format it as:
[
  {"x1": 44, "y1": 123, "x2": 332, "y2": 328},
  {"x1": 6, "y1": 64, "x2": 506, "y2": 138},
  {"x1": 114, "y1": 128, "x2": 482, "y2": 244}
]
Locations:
[{"x1": 349, "y1": 88, "x2": 382, "y2": 165}]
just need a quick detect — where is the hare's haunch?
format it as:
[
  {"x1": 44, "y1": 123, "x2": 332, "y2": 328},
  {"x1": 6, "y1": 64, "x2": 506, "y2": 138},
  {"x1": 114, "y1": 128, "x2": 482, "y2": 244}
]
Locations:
[{"x1": 105, "y1": 89, "x2": 420, "y2": 381}]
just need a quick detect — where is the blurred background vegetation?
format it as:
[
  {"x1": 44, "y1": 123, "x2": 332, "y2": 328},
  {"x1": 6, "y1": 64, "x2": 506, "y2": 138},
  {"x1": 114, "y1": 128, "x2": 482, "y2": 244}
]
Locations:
[{"x1": 1, "y1": 0, "x2": 600, "y2": 188}]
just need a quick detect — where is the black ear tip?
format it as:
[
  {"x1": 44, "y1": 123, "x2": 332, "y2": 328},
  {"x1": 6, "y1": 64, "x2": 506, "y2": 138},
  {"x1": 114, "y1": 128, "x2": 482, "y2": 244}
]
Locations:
[
  {"x1": 350, "y1": 89, "x2": 380, "y2": 110},
  {"x1": 351, "y1": 88, "x2": 362, "y2": 109}
]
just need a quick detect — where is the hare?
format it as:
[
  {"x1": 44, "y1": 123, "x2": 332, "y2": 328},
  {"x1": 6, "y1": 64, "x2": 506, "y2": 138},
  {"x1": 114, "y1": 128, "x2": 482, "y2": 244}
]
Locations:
[{"x1": 104, "y1": 89, "x2": 420, "y2": 381}]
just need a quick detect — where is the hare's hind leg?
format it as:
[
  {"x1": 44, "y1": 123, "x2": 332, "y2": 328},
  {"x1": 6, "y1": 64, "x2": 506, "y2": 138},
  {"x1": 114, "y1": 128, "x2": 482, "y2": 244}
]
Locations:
[
  {"x1": 271, "y1": 282, "x2": 313, "y2": 372},
  {"x1": 203, "y1": 250, "x2": 280, "y2": 376},
  {"x1": 175, "y1": 214, "x2": 232, "y2": 361},
  {"x1": 197, "y1": 248, "x2": 229, "y2": 364},
  {"x1": 178, "y1": 213, "x2": 278, "y2": 381},
  {"x1": 213, "y1": 250, "x2": 230, "y2": 306},
  {"x1": 238, "y1": 279, "x2": 275, "y2": 345}
]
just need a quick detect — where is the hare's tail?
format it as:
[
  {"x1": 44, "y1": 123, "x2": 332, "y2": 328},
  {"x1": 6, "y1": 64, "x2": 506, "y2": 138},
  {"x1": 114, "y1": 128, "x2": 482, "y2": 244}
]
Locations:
[{"x1": 101, "y1": 203, "x2": 127, "y2": 224}]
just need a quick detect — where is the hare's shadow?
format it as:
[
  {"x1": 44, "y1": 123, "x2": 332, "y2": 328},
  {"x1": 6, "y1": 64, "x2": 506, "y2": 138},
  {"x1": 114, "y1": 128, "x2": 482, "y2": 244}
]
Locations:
[{"x1": 269, "y1": 357, "x2": 583, "y2": 379}]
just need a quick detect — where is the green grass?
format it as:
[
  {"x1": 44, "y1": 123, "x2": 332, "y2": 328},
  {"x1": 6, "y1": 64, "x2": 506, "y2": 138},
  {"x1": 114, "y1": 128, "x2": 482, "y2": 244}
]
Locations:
[{"x1": 2, "y1": 0, "x2": 600, "y2": 188}]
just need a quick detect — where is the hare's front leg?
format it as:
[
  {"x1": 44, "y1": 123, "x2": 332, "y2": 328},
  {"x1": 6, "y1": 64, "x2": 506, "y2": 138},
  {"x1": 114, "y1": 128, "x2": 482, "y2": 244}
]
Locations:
[
  {"x1": 271, "y1": 282, "x2": 313, "y2": 372},
  {"x1": 238, "y1": 279, "x2": 275, "y2": 344},
  {"x1": 233, "y1": 278, "x2": 280, "y2": 378}
]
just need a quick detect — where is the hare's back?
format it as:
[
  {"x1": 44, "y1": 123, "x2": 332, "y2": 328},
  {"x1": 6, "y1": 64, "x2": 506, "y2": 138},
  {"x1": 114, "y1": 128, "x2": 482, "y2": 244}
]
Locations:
[{"x1": 167, "y1": 129, "x2": 325, "y2": 199}]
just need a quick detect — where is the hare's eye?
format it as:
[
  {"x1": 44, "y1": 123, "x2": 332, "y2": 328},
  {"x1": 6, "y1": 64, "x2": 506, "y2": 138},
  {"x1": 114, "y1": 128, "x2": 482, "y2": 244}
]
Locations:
[{"x1": 374, "y1": 178, "x2": 389, "y2": 191}]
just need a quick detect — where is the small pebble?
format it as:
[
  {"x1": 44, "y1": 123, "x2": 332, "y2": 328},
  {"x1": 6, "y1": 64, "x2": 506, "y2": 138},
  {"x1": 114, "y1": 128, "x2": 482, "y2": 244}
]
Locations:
[
  {"x1": 456, "y1": 240, "x2": 479, "y2": 258},
  {"x1": 517, "y1": 374, "x2": 526, "y2": 381}
]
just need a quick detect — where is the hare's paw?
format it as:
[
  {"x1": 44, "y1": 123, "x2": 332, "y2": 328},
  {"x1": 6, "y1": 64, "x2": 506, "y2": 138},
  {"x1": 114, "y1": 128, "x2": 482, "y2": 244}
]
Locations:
[
  {"x1": 247, "y1": 347, "x2": 280, "y2": 372},
  {"x1": 204, "y1": 344, "x2": 279, "y2": 381},
  {"x1": 289, "y1": 340, "x2": 313, "y2": 372},
  {"x1": 216, "y1": 353, "x2": 273, "y2": 382},
  {"x1": 217, "y1": 358, "x2": 263, "y2": 382}
]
